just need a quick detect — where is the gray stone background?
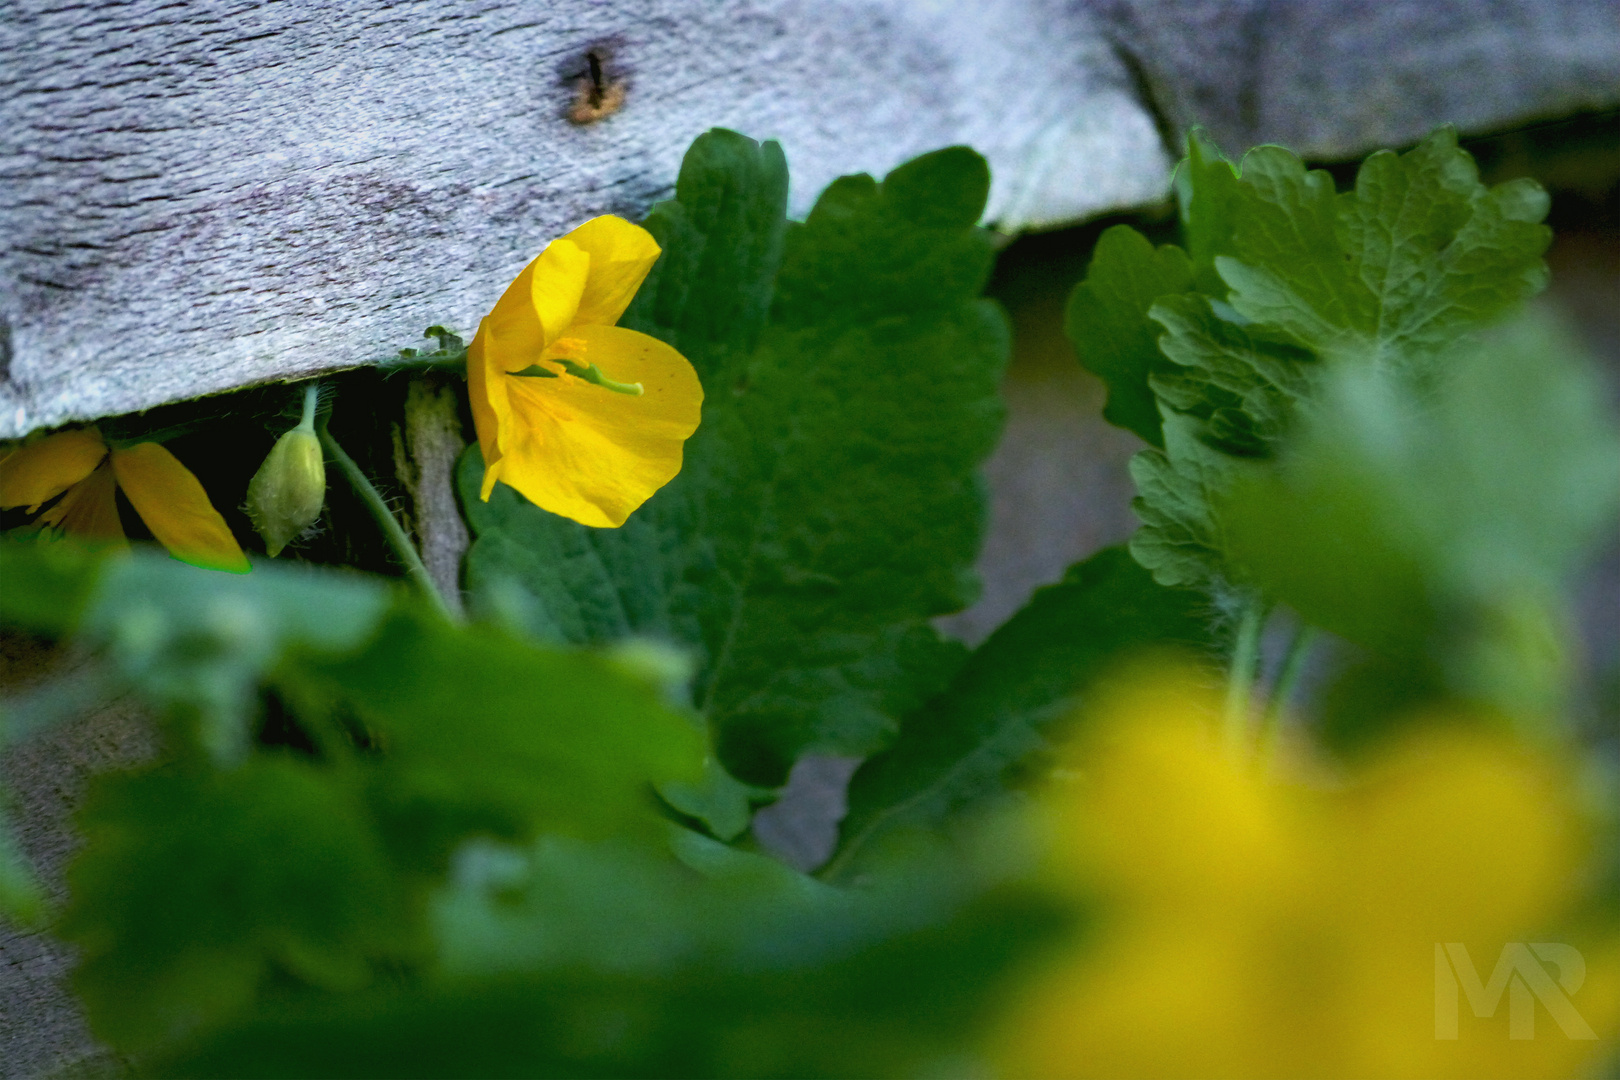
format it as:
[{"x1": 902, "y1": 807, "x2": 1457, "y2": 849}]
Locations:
[{"x1": 4, "y1": 1, "x2": 1619, "y2": 1075}]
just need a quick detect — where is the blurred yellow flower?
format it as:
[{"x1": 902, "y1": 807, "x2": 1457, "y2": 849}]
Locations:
[
  {"x1": 994, "y1": 674, "x2": 1619, "y2": 1079},
  {"x1": 0, "y1": 428, "x2": 249, "y2": 573},
  {"x1": 468, "y1": 215, "x2": 703, "y2": 528}
]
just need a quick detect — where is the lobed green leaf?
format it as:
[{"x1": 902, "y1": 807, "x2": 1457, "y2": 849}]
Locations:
[
  {"x1": 828, "y1": 548, "x2": 1213, "y2": 880},
  {"x1": 1217, "y1": 128, "x2": 1551, "y2": 370},
  {"x1": 1065, "y1": 226, "x2": 1192, "y2": 447},
  {"x1": 1074, "y1": 127, "x2": 1555, "y2": 601}
]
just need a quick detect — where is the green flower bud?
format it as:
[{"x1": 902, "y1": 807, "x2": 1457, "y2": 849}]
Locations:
[{"x1": 247, "y1": 385, "x2": 326, "y2": 556}]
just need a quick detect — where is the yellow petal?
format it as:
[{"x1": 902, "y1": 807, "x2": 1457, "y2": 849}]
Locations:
[
  {"x1": 472, "y1": 239, "x2": 595, "y2": 502},
  {"x1": 527, "y1": 238, "x2": 592, "y2": 348},
  {"x1": 0, "y1": 428, "x2": 109, "y2": 511},
  {"x1": 1327, "y1": 730, "x2": 1576, "y2": 946},
  {"x1": 481, "y1": 238, "x2": 592, "y2": 374},
  {"x1": 466, "y1": 319, "x2": 509, "y2": 501},
  {"x1": 111, "y1": 443, "x2": 250, "y2": 573},
  {"x1": 561, "y1": 215, "x2": 662, "y2": 327},
  {"x1": 37, "y1": 458, "x2": 126, "y2": 548},
  {"x1": 494, "y1": 324, "x2": 703, "y2": 527}
]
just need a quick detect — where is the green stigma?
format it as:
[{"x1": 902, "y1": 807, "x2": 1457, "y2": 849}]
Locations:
[{"x1": 511, "y1": 359, "x2": 644, "y2": 396}]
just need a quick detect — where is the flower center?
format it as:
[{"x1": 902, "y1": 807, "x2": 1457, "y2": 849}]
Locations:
[{"x1": 508, "y1": 337, "x2": 644, "y2": 396}]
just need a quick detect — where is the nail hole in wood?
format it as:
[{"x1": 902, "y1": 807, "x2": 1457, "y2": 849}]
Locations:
[{"x1": 568, "y1": 48, "x2": 626, "y2": 125}]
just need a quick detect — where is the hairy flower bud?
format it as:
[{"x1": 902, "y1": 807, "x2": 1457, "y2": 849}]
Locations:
[{"x1": 247, "y1": 386, "x2": 326, "y2": 556}]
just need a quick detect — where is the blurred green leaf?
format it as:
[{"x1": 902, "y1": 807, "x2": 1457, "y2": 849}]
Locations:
[
  {"x1": 828, "y1": 547, "x2": 1213, "y2": 880},
  {"x1": 1065, "y1": 225, "x2": 1193, "y2": 447},
  {"x1": 72, "y1": 553, "x2": 390, "y2": 760},
  {"x1": 160, "y1": 839, "x2": 1063, "y2": 1080},
  {"x1": 60, "y1": 758, "x2": 405, "y2": 1053},
  {"x1": 433, "y1": 829, "x2": 847, "y2": 979},
  {"x1": 0, "y1": 795, "x2": 45, "y2": 927},
  {"x1": 294, "y1": 612, "x2": 705, "y2": 854},
  {"x1": 1226, "y1": 308, "x2": 1620, "y2": 717},
  {"x1": 0, "y1": 536, "x2": 106, "y2": 635},
  {"x1": 657, "y1": 756, "x2": 774, "y2": 842},
  {"x1": 1316, "y1": 652, "x2": 1448, "y2": 754},
  {"x1": 461, "y1": 132, "x2": 1006, "y2": 786},
  {"x1": 33, "y1": 548, "x2": 706, "y2": 1057}
]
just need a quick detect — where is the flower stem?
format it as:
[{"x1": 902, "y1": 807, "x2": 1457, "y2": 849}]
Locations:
[
  {"x1": 296, "y1": 381, "x2": 319, "y2": 433},
  {"x1": 1222, "y1": 600, "x2": 1269, "y2": 757},
  {"x1": 1258, "y1": 624, "x2": 1316, "y2": 756},
  {"x1": 316, "y1": 418, "x2": 455, "y2": 621}
]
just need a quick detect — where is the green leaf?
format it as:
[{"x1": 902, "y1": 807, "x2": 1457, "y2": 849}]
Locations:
[
  {"x1": 0, "y1": 796, "x2": 45, "y2": 927},
  {"x1": 1065, "y1": 225, "x2": 1193, "y2": 447},
  {"x1": 1148, "y1": 293, "x2": 1315, "y2": 450},
  {"x1": 45, "y1": 554, "x2": 704, "y2": 1056},
  {"x1": 461, "y1": 133, "x2": 1007, "y2": 785},
  {"x1": 623, "y1": 128, "x2": 792, "y2": 365},
  {"x1": 294, "y1": 612, "x2": 706, "y2": 852},
  {"x1": 0, "y1": 537, "x2": 105, "y2": 635},
  {"x1": 1174, "y1": 127, "x2": 1242, "y2": 295},
  {"x1": 1122, "y1": 293, "x2": 1319, "y2": 594},
  {"x1": 1126, "y1": 411, "x2": 1265, "y2": 593},
  {"x1": 1068, "y1": 130, "x2": 1243, "y2": 449},
  {"x1": 658, "y1": 755, "x2": 774, "y2": 842},
  {"x1": 161, "y1": 840, "x2": 1063, "y2": 1080},
  {"x1": 432, "y1": 829, "x2": 848, "y2": 980},
  {"x1": 59, "y1": 758, "x2": 404, "y2": 1053},
  {"x1": 1217, "y1": 127, "x2": 1551, "y2": 370},
  {"x1": 1121, "y1": 127, "x2": 1553, "y2": 600},
  {"x1": 79, "y1": 555, "x2": 391, "y2": 760},
  {"x1": 1225, "y1": 307, "x2": 1620, "y2": 717},
  {"x1": 827, "y1": 547, "x2": 1213, "y2": 880}
]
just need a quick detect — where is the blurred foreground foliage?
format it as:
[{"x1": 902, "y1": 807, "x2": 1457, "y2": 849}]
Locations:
[
  {"x1": 2, "y1": 126, "x2": 1618, "y2": 1077},
  {"x1": 0, "y1": 541, "x2": 1068, "y2": 1076}
]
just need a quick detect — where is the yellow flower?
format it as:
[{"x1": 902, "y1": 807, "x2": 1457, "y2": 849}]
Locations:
[
  {"x1": 994, "y1": 673, "x2": 1620, "y2": 1079},
  {"x1": 0, "y1": 428, "x2": 249, "y2": 573},
  {"x1": 467, "y1": 215, "x2": 703, "y2": 527}
]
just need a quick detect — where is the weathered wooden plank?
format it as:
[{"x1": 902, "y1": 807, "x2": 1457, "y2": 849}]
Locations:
[
  {"x1": 5, "y1": 0, "x2": 1616, "y2": 439},
  {"x1": 0, "y1": 0, "x2": 1169, "y2": 438},
  {"x1": 1101, "y1": 0, "x2": 1620, "y2": 160}
]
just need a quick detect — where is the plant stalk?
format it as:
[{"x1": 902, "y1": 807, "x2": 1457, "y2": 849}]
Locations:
[
  {"x1": 1258, "y1": 624, "x2": 1317, "y2": 756},
  {"x1": 317, "y1": 419, "x2": 455, "y2": 621},
  {"x1": 296, "y1": 381, "x2": 319, "y2": 433},
  {"x1": 1222, "y1": 600, "x2": 1269, "y2": 756}
]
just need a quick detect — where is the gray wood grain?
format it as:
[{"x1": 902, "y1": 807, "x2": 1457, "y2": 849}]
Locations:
[
  {"x1": 0, "y1": 642, "x2": 149, "y2": 1080},
  {"x1": 4, "y1": 0, "x2": 1615, "y2": 439},
  {"x1": 0, "y1": 0, "x2": 1167, "y2": 438},
  {"x1": 1101, "y1": 0, "x2": 1620, "y2": 160}
]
